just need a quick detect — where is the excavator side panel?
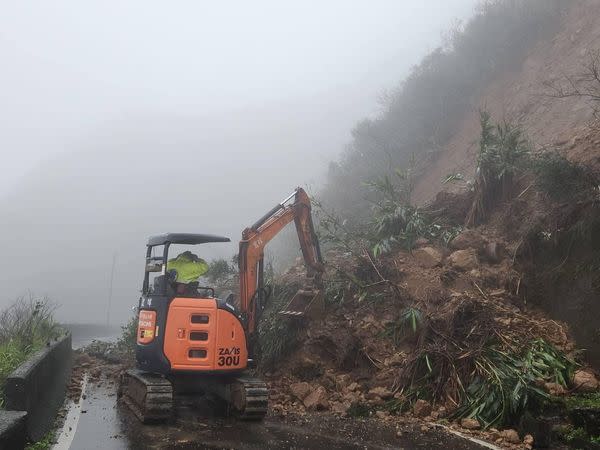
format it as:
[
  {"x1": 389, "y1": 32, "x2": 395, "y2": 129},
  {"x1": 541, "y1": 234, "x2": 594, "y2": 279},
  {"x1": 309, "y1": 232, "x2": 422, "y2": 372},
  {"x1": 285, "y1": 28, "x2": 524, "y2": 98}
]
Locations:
[
  {"x1": 213, "y1": 308, "x2": 249, "y2": 370},
  {"x1": 163, "y1": 298, "x2": 248, "y2": 372}
]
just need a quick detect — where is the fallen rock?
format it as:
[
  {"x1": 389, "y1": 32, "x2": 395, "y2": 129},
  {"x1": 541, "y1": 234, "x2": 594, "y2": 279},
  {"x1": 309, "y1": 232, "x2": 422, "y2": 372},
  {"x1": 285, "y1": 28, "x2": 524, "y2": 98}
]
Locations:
[
  {"x1": 303, "y1": 385, "x2": 329, "y2": 410},
  {"x1": 544, "y1": 382, "x2": 567, "y2": 396},
  {"x1": 501, "y1": 429, "x2": 520, "y2": 444},
  {"x1": 335, "y1": 374, "x2": 351, "y2": 389},
  {"x1": 437, "y1": 406, "x2": 448, "y2": 418},
  {"x1": 413, "y1": 399, "x2": 432, "y2": 418},
  {"x1": 347, "y1": 382, "x2": 360, "y2": 392},
  {"x1": 343, "y1": 391, "x2": 360, "y2": 404},
  {"x1": 375, "y1": 410, "x2": 389, "y2": 419},
  {"x1": 368, "y1": 387, "x2": 394, "y2": 400},
  {"x1": 289, "y1": 382, "x2": 311, "y2": 400},
  {"x1": 447, "y1": 249, "x2": 478, "y2": 271},
  {"x1": 460, "y1": 418, "x2": 480, "y2": 430},
  {"x1": 330, "y1": 401, "x2": 349, "y2": 415},
  {"x1": 573, "y1": 369, "x2": 599, "y2": 392},
  {"x1": 415, "y1": 237, "x2": 430, "y2": 247},
  {"x1": 384, "y1": 353, "x2": 405, "y2": 367},
  {"x1": 450, "y1": 229, "x2": 486, "y2": 250},
  {"x1": 488, "y1": 428, "x2": 500, "y2": 440},
  {"x1": 412, "y1": 247, "x2": 443, "y2": 268},
  {"x1": 523, "y1": 434, "x2": 534, "y2": 446}
]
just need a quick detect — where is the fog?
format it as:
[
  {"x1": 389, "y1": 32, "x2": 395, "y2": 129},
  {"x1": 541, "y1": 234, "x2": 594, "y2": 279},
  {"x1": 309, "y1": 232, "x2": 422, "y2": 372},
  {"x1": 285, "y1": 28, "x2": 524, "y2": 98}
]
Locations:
[{"x1": 0, "y1": 1, "x2": 478, "y2": 323}]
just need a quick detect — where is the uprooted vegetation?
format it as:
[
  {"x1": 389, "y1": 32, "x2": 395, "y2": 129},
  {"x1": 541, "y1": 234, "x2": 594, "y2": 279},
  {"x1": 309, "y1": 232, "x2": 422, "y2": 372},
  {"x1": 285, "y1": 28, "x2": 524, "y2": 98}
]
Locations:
[
  {"x1": 0, "y1": 296, "x2": 62, "y2": 407},
  {"x1": 260, "y1": 113, "x2": 600, "y2": 448}
]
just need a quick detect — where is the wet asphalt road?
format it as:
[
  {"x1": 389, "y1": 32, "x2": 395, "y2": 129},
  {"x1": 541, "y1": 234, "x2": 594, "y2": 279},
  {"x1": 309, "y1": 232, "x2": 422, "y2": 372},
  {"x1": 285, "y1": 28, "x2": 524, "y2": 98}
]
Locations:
[
  {"x1": 56, "y1": 326, "x2": 490, "y2": 450},
  {"x1": 53, "y1": 378, "x2": 490, "y2": 450}
]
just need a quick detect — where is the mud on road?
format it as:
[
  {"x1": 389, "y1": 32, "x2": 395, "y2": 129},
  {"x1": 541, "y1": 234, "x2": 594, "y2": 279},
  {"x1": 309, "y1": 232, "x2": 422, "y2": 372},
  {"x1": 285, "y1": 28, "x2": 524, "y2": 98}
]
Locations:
[{"x1": 55, "y1": 354, "x2": 490, "y2": 450}]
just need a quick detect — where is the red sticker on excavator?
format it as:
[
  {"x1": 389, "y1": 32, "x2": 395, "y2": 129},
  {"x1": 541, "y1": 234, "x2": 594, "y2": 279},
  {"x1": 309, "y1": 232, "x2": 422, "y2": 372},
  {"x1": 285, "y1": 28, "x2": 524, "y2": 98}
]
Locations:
[{"x1": 137, "y1": 310, "x2": 157, "y2": 344}]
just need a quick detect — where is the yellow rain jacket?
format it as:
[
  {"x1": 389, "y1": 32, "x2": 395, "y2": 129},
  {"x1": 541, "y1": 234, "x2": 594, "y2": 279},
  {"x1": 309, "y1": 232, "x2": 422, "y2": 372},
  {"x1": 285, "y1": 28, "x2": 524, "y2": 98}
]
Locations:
[{"x1": 167, "y1": 251, "x2": 209, "y2": 284}]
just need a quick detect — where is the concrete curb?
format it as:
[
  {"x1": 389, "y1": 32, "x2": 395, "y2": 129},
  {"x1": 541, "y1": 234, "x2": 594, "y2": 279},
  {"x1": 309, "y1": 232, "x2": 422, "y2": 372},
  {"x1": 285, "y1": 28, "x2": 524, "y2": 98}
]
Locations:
[
  {"x1": 3, "y1": 333, "x2": 72, "y2": 442},
  {"x1": 0, "y1": 410, "x2": 27, "y2": 449}
]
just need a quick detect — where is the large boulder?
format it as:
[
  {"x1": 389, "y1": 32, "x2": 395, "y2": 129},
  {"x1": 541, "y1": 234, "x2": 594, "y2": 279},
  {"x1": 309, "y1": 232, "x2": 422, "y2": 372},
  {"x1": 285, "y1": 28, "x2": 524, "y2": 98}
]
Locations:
[
  {"x1": 573, "y1": 369, "x2": 600, "y2": 392},
  {"x1": 450, "y1": 229, "x2": 486, "y2": 250},
  {"x1": 412, "y1": 247, "x2": 443, "y2": 268},
  {"x1": 447, "y1": 249, "x2": 479, "y2": 271}
]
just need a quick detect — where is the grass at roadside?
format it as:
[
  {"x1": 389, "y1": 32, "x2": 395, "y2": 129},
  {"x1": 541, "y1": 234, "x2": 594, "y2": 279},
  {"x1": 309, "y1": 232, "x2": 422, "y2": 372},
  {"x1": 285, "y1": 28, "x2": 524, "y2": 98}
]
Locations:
[
  {"x1": 0, "y1": 296, "x2": 62, "y2": 408},
  {"x1": 25, "y1": 431, "x2": 54, "y2": 450}
]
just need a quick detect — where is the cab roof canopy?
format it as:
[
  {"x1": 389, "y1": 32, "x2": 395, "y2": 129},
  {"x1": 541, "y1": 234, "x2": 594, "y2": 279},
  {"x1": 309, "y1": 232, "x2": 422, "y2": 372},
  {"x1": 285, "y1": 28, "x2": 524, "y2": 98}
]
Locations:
[{"x1": 147, "y1": 233, "x2": 231, "y2": 246}]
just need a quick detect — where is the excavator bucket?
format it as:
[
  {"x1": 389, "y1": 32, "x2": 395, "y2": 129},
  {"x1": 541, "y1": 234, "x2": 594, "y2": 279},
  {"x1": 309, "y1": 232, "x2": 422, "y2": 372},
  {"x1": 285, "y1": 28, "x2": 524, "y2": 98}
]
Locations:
[{"x1": 279, "y1": 288, "x2": 324, "y2": 319}]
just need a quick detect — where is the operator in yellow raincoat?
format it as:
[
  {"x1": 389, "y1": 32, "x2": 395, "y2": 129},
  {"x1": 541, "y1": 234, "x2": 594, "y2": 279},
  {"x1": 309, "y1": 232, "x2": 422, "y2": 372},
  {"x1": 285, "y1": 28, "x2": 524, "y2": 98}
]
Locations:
[{"x1": 167, "y1": 251, "x2": 209, "y2": 291}]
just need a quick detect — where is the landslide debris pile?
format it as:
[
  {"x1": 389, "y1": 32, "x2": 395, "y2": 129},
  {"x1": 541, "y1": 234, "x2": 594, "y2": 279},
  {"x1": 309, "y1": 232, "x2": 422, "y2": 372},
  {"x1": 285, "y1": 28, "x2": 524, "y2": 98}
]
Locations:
[
  {"x1": 262, "y1": 113, "x2": 600, "y2": 448},
  {"x1": 266, "y1": 229, "x2": 580, "y2": 418}
]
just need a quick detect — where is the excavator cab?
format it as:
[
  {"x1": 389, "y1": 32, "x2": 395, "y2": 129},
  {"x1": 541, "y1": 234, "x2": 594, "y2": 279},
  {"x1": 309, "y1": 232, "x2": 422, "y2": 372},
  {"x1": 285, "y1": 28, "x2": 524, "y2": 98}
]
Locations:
[
  {"x1": 136, "y1": 234, "x2": 247, "y2": 374},
  {"x1": 142, "y1": 234, "x2": 228, "y2": 298}
]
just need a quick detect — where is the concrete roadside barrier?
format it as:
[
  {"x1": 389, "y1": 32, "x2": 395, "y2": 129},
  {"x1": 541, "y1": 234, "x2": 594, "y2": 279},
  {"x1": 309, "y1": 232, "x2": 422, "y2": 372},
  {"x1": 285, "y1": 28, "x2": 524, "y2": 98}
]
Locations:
[
  {"x1": 3, "y1": 333, "x2": 72, "y2": 442},
  {"x1": 0, "y1": 410, "x2": 27, "y2": 449}
]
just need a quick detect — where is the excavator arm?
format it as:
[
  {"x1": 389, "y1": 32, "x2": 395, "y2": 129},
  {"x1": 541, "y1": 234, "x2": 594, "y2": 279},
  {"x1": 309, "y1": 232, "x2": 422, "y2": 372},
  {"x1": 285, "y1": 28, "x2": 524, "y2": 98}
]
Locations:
[{"x1": 238, "y1": 188, "x2": 324, "y2": 335}]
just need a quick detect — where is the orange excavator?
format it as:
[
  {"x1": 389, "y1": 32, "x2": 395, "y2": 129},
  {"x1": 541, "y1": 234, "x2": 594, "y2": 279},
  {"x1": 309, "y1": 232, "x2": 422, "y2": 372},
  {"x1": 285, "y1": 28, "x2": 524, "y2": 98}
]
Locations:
[{"x1": 119, "y1": 188, "x2": 324, "y2": 422}]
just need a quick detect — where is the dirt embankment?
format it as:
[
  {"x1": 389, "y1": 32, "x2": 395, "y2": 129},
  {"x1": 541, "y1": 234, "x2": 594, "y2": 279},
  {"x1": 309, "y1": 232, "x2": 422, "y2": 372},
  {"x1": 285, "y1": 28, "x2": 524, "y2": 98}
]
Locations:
[
  {"x1": 406, "y1": 0, "x2": 600, "y2": 376},
  {"x1": 412, "y1": 0, "x2": 600, "y2": 205}
]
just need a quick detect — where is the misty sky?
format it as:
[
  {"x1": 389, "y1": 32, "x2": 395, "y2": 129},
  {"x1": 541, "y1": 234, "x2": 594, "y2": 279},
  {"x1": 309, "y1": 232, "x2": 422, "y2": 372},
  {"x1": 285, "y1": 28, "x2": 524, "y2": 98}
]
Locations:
[
  {"x1": 2, "y1": 1, "x2": 478, "y2": 192},
  {"x1": 0, "y1": 1, "x2": 479, "y2": 322}
]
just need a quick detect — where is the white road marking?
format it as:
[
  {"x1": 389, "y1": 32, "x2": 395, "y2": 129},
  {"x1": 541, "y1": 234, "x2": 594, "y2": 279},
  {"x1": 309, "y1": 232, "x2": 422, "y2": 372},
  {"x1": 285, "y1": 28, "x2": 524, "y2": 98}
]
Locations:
[{"x1": 52, "y1": 373, "x2": 89, "y2": 450}]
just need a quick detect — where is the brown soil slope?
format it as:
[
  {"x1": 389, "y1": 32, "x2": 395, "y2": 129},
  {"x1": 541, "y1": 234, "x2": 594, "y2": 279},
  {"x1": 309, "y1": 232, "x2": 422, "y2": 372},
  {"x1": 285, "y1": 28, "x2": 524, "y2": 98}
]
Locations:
[{"x1": 413, "y1": 0, "x2": 600, "y2": 204}]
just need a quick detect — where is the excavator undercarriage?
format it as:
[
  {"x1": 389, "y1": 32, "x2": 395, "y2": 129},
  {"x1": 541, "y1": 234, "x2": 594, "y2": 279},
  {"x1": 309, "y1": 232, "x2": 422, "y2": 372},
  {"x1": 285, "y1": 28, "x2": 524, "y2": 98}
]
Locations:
[
  {"x1": 119, "y1": 370, "x2": 173, "y2": 423},
  {"x1": 119, "y1": 369, "x2": 268, "y2": 423}
]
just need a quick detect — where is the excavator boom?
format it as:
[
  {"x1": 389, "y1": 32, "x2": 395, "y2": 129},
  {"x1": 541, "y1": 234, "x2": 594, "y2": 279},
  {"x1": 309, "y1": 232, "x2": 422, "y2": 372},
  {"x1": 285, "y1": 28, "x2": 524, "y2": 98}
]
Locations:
[{"x1": 238, "y1": 188, "x2": 324, "y2": 334}]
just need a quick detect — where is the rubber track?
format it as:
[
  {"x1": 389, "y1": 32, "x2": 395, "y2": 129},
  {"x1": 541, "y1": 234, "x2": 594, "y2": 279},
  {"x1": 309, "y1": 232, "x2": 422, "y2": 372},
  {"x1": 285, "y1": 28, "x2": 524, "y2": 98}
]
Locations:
[
  {"x1": 232, "y1": 376, "x2": 268, "y2": 420},
  {"x1": 120, "y1": 369, "x2": 173, "y2": 423}
]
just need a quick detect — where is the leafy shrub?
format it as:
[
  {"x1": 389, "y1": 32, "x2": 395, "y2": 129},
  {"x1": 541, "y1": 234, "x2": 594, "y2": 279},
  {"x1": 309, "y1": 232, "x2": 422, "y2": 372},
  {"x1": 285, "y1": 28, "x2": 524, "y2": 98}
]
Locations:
[
  {"x1": 533, "y1": 152, "x2": 599, "y2": 201},
  {"x1": 206, "y1": 258, "x2": 237, "y2": 284},
  {"x1": 116, "y1": 314, "x2": 138, "y2": 355},
  {"x1": 255, "y1": 280, "x2": 302, "y2": 371},
  {"x1": 383, "y1": 307, "x2": 424, "y2": 346},
  {"x1": 365, "y1": 167, "x2": 464, "y2": 255},
  {"x1": 0, "y1": 296, "x2": 60, "y2": 347},
  {"x1": 347, "y1": 402, "x2": 371, "y2": 418},
  {"x1": 0, "y1": 296, "x2": 61, "y2": 407},
  {"x1": 467, "y1": 112, "x2": 531, "y2": 225}
]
